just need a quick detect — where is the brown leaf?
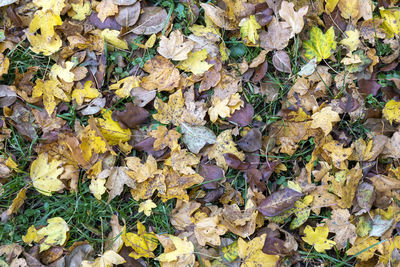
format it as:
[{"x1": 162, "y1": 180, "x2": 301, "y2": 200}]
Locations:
[
  {"x1": 228, "y1": 103, "x2": 254, "y2": 127},
  {"x1": 245, "y1": 168, "x2": 266, "y2": 192},
  {"x1": 272, "y1": 50, "x2": 291, "y2": 73},
  {"x1": 255, "y1": 5, "x2": 273, "y2": 26},
  {"x1": 355, "y1": 182, "x2": 375, "y2": 215},
  {"x1": 0, "y1": 85, "x2": 17, "y2": 107},
  {"x1": 324, "y1": 209, "x2": 357, "y2": 250},
  {"x1": 112, "y1": 103, "x2": 149, "y2": 129},
  {"x1": 251, "y1": 60, "x2": 268, "y2": 83},
  {"x1": 200, "y1": 3, "x2": 236, "y2": 30},
  {"x1": 39, "y1": 246, "x2": 63, "y2": 265},
  {"x1": 129, "y1": 7, "x2": 168, "y2": 35},
  {"x1": 358, "y1": 79, "x2": 381, "y2": 96},
  {"x1": 258, "y1": 188, "x2": 303, "y2": 216},
  {"x1": 237, "y1": 128, "x2": 262, "y2": 152},
  {"x1": 224, "y1": 153, "x2": 250, "y2": 170},
  {"x1": 198, "y1": 164, "x2": 224, "y2": 190},
  {"x1": 141, "y1": 56, "x2": 180, "y2": 92},
  {"x1": 115, "y1": 2, "x2": 141, "y2": 27},
  {"x1": 130, "y1": 87, "x2": 156, "y2": 107},
  {"x1": 259, "y1": 17, "x2": 291, "y2": 51}
]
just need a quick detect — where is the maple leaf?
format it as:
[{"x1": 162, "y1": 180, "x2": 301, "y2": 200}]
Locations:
[
  {"x1": 238, "y1": 234, "x2": 280, "y2": 267},
  {"x1": 177, "y1": 49, "x2": 213, "y2": 75},
  {"x1": 383, "y1": 99, "x2": 400, "y2": 125},
  {"x1": 279, "y1": 1, "x2": 308, "y2": 36},
  {"x1": 33, "y1": 0, "x2": 65, "y2": 14},
  {"x1": 153, "y1": 89, "x2": 185, "y2": 126},
  {"x1": 122, "y1": 222, "x2": 158, "y2": 259},
  {"x1": 303, "y1": 27, "x2": 337, "y2": 62},
  {"x1": 156, "y1": 235, "x2": 195, "y2": 266},
  {"x1": 337, "y1": 0, "x2": 359, "y2": 20},
  {"x1": 32, "y1": 79, "x2": 69, "y2": 115},
  {"x1": 209, "y1": 130, "x2": 245, "y2": 170},
  {"x1": 380, "y1": 8, "x2": 400, "y2": 38},
  {"x1": 100, "y1": 29, "x2": 128, "y2": 50},
  {"x1": 102, "y1": 167, "x2": 136, "y2": 201},
  {"x1": 166, "y1": 147, "x2": 200, "y2": 175},
  {"x1": 96, "y1": 0, "x2": 118, "y2": 23},
  {"x1": 109, "y1": 76, "x2": 141, "y2": 98},
  {"x1": 340, "y1": 29, "x2": 360, "y2": 52},
  {"x1": 23, "y1": 217, "x2": 69, "y2": 252},
  {"x1": 27, "y1": 10, "x2": 62, "y2": 55},
  {"x1": 50, "y1": 61, "x2": 75, "y2": 83},
  {"x1": 324, "y1": 209, "x2": 357, "y2": 249},
  {"x1": 310, "y1": 106, "x2": 340, "y2": 136},
  {"x1": 157, "y1": 30, "x2": 194, "y2": 61},
  {"x1": 194, "y1": 213, "x2": 227, "y2": 246},
  {"x1": 81, "y1": 250, "x2": 126, "y2": 267},
  {"x1": 30, "y1": 153, "x2": 64, "y2": 196},
  {"x1": 95, "y1": 109, "x2": 131, "y2": 145},
  {"x1": 149, "y1": 125, "x2": 181, "y2": 150},
  {"x1": 346, "y1": 236, "x2": 379, "y2": 261},
  {"x1": 138, "y1": 200, "x2": 157, "y2": 216},
  {"x1": 141, "y1": 56, "x2": 180, "y2": 92},
  {"x1": 302, "y1": 225, "x2": 336, "y2": 252},
  {"x1": 181, "y1": 122, "x2": 216, "y2": 154},
  {"x1": 79, "y1": 123, "x2": 108, "y2": 162},
  {"x1": 72, "y1": 81, "x2": 101, "y2": 106},
  {"x1": 125, "y1": 155, "x2": 161, "y2": 183},
  {"x1": 259, "y1": 17, "x2": 292, "y2": 51},
  {"x1": 239, "y1": 15, "x2": 261, "y2": 45},
  {"x1": 70, "y1": 1, "x2": 92, "y2": 21},
  {"x1": 89, "y1": 178, "x2": 106, "y2": 200}
]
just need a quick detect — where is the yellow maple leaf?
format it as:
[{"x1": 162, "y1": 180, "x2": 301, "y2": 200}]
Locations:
[
  {"x1": 32, "y1": 79, "x2": 70, "y2": 115},
  {"x1": 141, "y1": 56, "x2": 180, "y2": 92},
  {"x1": 72, "y1": 81, "x2": 101, "y2": 106},
  {"x1": 30, "y1": 153, "x2": 64, "y2": 196},
  {"x1": 310, "y1": 106, "x2": 340, "y2": 136},
  {"x1": 109, "y1": 76, "x2": 140, "y2": 98},
  {"x1": 156, "y1": 235, "x2": 194, "y2": 264},
  {"x1": 380, "y1": 8, "x2": 400, "y2": 38},
  {"x1": 79, "y1": 125, "x2": 108, "y2": 162},
  {"x1": 89, "y1": 178, "x2": 107, "y2": 200},
  {"x1": 153, "y1": 89, "x2": 185, "y2": 126},
  {"x1": 178, "y1": 49, "x2": 213, "y2": 75},
  {"x1": 157, "y1": 30, "x2": 194, "y2": 61},
  {"x1": 340, "y1": 29, "x2": 360, "y2": 52},
  {"x1": 27, "y1": 10, "x2": 63, "y2": 55},
  {"x1": 138, "y1": 200, "x2": 157, "y2": 216},
  {"x1": 70, "y1": 1, "x2": 91, "y2": 21},
  {"x1": 337, "y1": 0, "x2": 359, "y2": 20},
  {"x1": 33, "y1": 0, "x2": 65, "y2": 15},
  {"x1": 303, "y1": 27, "x2": 337, "y2": 62},
  {"x1": 81, "y1": 250, "x2": 126, "y2": 267},
  {"x1": 238, "y1": 234, "x2": 280, "y2": 267},
  {"x1": 302, "y1": 225, "x2": 336, "y2": 252},
  {"x1": 208, "y1": 97, "x2": 230, "y2": 123},
  {"x1": 96, "y1": 109, "x2": 131, "y2": 146},
  {"x1": 209, "y1": 129, "x2": 245, "y2": 170},
  {"x1": 165, "y1": 147, "x2": 200, "y2": 175},
  {"x1": 101, "y1": 29, "x2": 128, "y2": 50},
  {"x1": 149, "y1": 125, "x2": 181, "y2": 150},
  {"x1": 23, "y1": 217, "x2": 69, "y2": 252},
  {"x1": 346, "y1": 236, "x2": 379, "y2": 261},
  {"x1": 189, "y1": 15, "x2": 221, "y2": 41},
  {"x1": 50, "y1": 61, "x2": 75, "y2": 83},
  {"x1": 122, "y1": 222, "x2": 158, "y2": 259},
  {"x1": 96, "y1": 0, "x2": 118, "y2": 23},
  {"x1": 125, "y1": 155, "x2": 161, "y2": 183},
  {"x1": 239, "y1": 15, "x2": 261, "y2": 45},
  {"x1": 325, "y1": 0, "x2": 339, "y2": 13},
  {"x1": 383, "y1": 100, "x2": 400, "y2": 125}
]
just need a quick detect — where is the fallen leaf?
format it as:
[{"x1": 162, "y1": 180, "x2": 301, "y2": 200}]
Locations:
[
  {"x1": 302, "y1": 225, "x2": 336, "y2": 253},
  {"x1": 156, "y1": 235, "x2": 195, "y2": 265},
  {"x1": 324, "y1": 209, "x2": 357, "y2": 249},
  {"x1": 141, "y1": 56, "x2": 180, "y2": 92},
  {"x1": 112, "y1": 103, "x2": 149, "y2": 129},
  {"x1": 115, "y1": 2, "x2": 140, "y2": 27},
  {"x1": 239, "y1": 15, "x2": 261, "y2": 45},
  {"x1": 30, "y1": 153, "x2": 64, "y2": 196},
  {"x1": 122, "y1": 222, "x2": 158, "y2": 259},
  {"x1": 101, "y1": 29, "x2": 128, "y2": 50},
  {"x1": 6, "y1": 188, "x2": 27, "y2": 216},
  {"x1": 238, "y1": 234, "x2": 280, "y2": 267},
  {"x1": 109, "y1": 76, "x2": 141, "y2": 98},
  {"x1": 278, "y1": 1, "x2": 308, "y2": 36},
  {"x1": 303, "y1": 26, "x2": 337, "y2": 62},
  {"x1": 340, "y1": 29, "x2": 360, "y2": 52},
  {"x1": 96, "y1": 0, "x2": 118, "y2": 23},
  {"x1": 382, "y1": 99, "x2": 400, "y2": 125},
  {"x1": 177, "y1": 49, "x2": 213, "y2": 75},
  {"x1": 310, "y1": 106, "x2": 340, "y2": 136},
  {"x1": 153, "y1": 89, "x2": 184, "y2": 126},
  {"x1": 272, "y1": 50, "x2": 292, "y2": 73},
  {"x1": 157, "y1": 30, "x2": 194, "y2": 61},
  {"x1": 138, "y1": 200, "x2": 157, "y2": 216},
  {"x1": 346, "y1": 237, "x2": 379, "y2": 261},
  {"x1": 260, "y1": 17, "x2": 291, "y2": 50},
  {"x1": 236, "y1": 128, "x2": 262, "y2": 152},
  {"x1": 102, "y1": 167, "x2": 136, "y2": 201},
  {"x1": 129, "y1": 7, "x2": 168, "y2": 35},
  {"x1": 95, "y1": 109, "x2": 131, "y2": 145},
  {"x1": 258, "y1": 188, "x2": 303, "y2": 217},
  {"x1": 209, "y1": 130, "x2": 245, "y2": 170},
  {"x1": 82, "y1": 250, "x2": 126, "y2": 267},
  {"x1": 32, "y1": 79, "x2": 69, "y2": 115},
  {"x1": 380, "y1": 8, "x2": 400, "y2": 38},
  {"x1": 181, "y1": 122, "x2": 216, "y2": 154}
]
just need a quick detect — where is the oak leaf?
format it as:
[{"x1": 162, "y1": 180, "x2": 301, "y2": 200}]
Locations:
[{"x1": 30, "y1": 153, "x2": 64, "y2": 196}]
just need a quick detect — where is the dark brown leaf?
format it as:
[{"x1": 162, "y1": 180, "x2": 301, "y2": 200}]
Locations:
[
  {"x1": 198, "y1": 164, "x2": 224, "y2": 190},
  {"x1": 262, "y1": 237, "x2": 290, "y2": 255},
  {"x1": 255, "y1": 5, "x2": 273, "y2": 26},
  {"x1": 322, "y1": 8, "x2": 346, "y2": 36},
  {"x1": 339, "y1": 94, "x2": 360, "y2": 113},
  {"x1": 224, "y1": 153, "x2": 250, "y2": 170},
  {"x1": 245, "y1": 168, "x2": 267, "y2": 192},
  {"x1": 0, "y1": 85, "x2": 17, "y2": 107},
  {"x1": 258, "y1": 188, "x2": 303, "y2": 216},
  {"x1": 358, "y1": 79, "x2": 381, "y2": 96},
  {"x1": 251, "y1": 60, "x2": 268, "y2": 83},
  {"x1": 228, "y1": 103, "x2": 254, "y2": 127},
  {"x1": 112, "y1": 103, "x2": 149, "y2": 129},
  {"x1": 237, "y1": 128, "x2": 262, "y2": 152},
  {"x1": 39, "y1": 246, "x2": 63, "y2": 265},
  {"x1": 89, "y1": 12, "x2": 121, "y2": 30},
  {"x1": 133, "y1": 137, "x2": 167, "y2": 158}
]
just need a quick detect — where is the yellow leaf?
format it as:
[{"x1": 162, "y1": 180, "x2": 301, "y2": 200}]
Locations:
[
  {"x1": 109, "y1": 76, "x2": 140, "y2": 98},
  {"x1": 89, "y1": 178, "x2": 106, "y2": 200},
  {"x1": 303, "y1": 27, "x2": 337, "y2": 62},
  {"x1": 177, "y1": 49, "x2": 213, "y2": 75},
  {"x1": 338, "y1": 0, "x2": 359, "y2": 20},
  {"x1": 325, "y1": 0, "x2": 339, "y2": 13},
  {"x1": 30, "y1": 153, "x2": 64, "y2": 196},
  {"x1": 23, "y1": 217, "x2": 69, "y2": 252},
  {"x1": 82, "y1": 250, "x2": 126, "y2": 267},
  {"x1": 310, "y1": 106, "x2": 340, "y2": 136},
  {"x1": 33, "y1": 0, "x2": 65, "y2": 15},
  {"x1": 165, "y1": 147, "x2": 200, "y2": 175},
  {"x1": 95, "y1": 109, "x2": 131, "y2": 145},
  {"x1": 141, "y1": 56, "x2": 180, "y2": 92},
  {"x1": 122, "y1": 222, "x2": 158, "y2": 259},
  {"x1": 157, "y1": 30, "x2": 194, "y2": 60},
  {"x1": 138, "y1": 200, "x2": 157, "y2": 216},
  {"x1": 380, "y1": 8, "x2": 400, "y2": 38},
  {"x1": 79, "y1": 125, "x2": 108, "y2": 162},
  {"x1": 153, "y1": 89, "x2": 185, "y2": 126},
  {"x1": 96, "y1": 0, "x2": 118, "y2": 23},
  {"x1": 32, "y1": 79, "x2": 69, "y2": 115},
  {"x1": 0, "y1": 54, "x2": 9, "y2": 76},
  {"x1": 209, "y1": 130, "x2": 245, "y2": 170},
  {"x1": 71, "y1": 1, "x2": 91, "y2": 21},
  {"x1": 156, "y1": 235, "x2": 194, "y2": 263},
  {"x1": 126, "y1": 155, "x2": 161, "y2": 183},
  {"x1": 238, "y1": 234, "x2": 280, "y2": 267},
  {"x1": 50, "y1": 61, "x2": 75, "y2": 83},
  {"x1": 7, "y1": 188, "x2": 27, "y2": 215},
  {"x1": 383, "y1": 99, "x2": 400, "y2": 125},
  {"x1": 340, "y1": 29, "x2": 360, "y2": 52},
  {"x1": 189, "y1": 15, "x2": 221, "y2": 41},
  {"x1": 346, "y1": 236, "x2": 379, "y2": 261},
  {"x1": 72, "y1": 80, "x2": 101, "y2": 106},
  {"x1": 208, "y1": 97, "x2": 230, "y2": 123},
  {"x1": 239, "y1": 15, "x2": 261, "y2": 45},
  {"x1": 149, "y1": 125, "x2": 181, "y2": 150},
  {"x1": 101, "y1": 29, "x2": 128, "y2": 50},
  {"x1": 5, "y1": 157, "x2": 18, "y2": 170},
  {"x1": 219, "y1": 42, "x2": 230, "y2": 62},
  {"x1": 27, "y1": 10, "x2": 63, "y2": 55},
  {"x1": 302, "y1": 225, "x2": 336, "y2": 252}
]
